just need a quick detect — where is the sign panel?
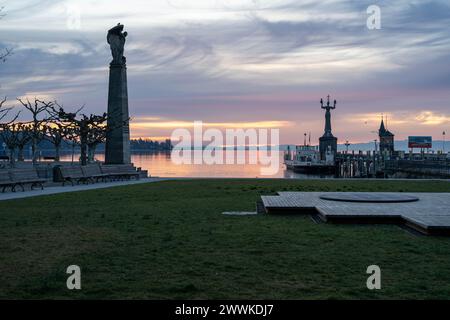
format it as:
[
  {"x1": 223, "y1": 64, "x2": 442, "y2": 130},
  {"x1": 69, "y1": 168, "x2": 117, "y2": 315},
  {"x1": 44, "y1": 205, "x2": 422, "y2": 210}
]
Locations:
[{"x1": 408, "y1": 136, "x2": 432, "y2": 149}]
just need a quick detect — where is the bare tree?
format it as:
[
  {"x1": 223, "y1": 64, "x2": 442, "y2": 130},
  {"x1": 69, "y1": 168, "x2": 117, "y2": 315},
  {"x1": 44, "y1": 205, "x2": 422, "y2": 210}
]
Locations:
[
  {"x1": 51, "y1": 105, "x2": 108, "y2": 165},
  {"x1": 48, "y1": 104, "x2": 127, "y2": 165},
  {"x1": 87, "y1": 125, "x2": 107, "y2": 163},
  {"x1": 43, "y1": 121, "x2": 70, "y2": 162},
  {"x1": 0, "y1": 123, "x2": 19, "y2": 166},
  {"x1": 0, "y1": 98, "x2": 20, "y2": 164},
  {"x1": 0, "y1": 47, "x2": 12, "y2": 63},
  {"x1": 0, "y1": 97, "x2": 9, "y2": 122},
  {"x1": 14, "y1": 123, "x2": 33, "y2": 162},
  {"x1": 0, "y1": 7, "x2": 12, "y2": 63},
  {"x1": 65, "y1": 126, "x2": 81, "y2": 164},
  {"x1": 71, "y1": 114, "x2": 107, "y2": 165},
  {"x1": 0, "y1": 97, "x2": 18, "y2": 124},
  {"x1": 17, "y1": 98, "x2": 53, "y2": 164},
  {"x1": 0, "y1": 122, "x2": 34, "y2": 165}
]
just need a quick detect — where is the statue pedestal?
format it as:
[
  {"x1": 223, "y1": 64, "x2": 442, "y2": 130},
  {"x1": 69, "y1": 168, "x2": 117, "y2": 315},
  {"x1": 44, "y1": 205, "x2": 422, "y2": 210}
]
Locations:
[
  {"x1": 105, "y1": 63, "x2": 131, "y2": 164},
  {"x1": 319, "y1": 135, "x2": 337, "y2": 161}
]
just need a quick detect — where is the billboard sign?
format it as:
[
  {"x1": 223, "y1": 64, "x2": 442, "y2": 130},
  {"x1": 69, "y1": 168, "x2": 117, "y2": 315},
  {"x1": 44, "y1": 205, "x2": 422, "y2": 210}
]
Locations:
[{"x1": 408, "y1": 136, "x2": 432, "y2": 149}]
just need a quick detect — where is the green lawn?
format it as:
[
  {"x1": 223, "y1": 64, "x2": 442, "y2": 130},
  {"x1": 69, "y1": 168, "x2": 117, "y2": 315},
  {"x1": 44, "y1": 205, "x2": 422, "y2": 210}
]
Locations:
[{"x1": 1, "y1": 179, "x2": 450, "y2": 299}]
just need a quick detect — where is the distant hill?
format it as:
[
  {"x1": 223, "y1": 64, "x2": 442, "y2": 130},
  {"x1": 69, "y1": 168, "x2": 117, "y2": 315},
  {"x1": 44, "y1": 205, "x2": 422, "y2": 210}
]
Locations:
[{"x1": 0, "y1": 136, "x2": 173, "y2": 155}]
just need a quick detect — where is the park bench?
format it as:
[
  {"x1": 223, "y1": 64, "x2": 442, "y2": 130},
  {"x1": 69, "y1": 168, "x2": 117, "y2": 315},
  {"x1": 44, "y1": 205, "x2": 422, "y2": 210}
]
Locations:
[
  {"x1": 59, "y1": 166, "x2": 90, "y2": 186},
  {"x1": 0, "y1": 170, "x2": 14, "y2": 193},
  {"x1": 9, "y1": 168, "x2": 47, "y2": 192},
  {"x1": 100, "y1": 164, "x2": 140, "y2": 181},
  {"x1": 81, "y1": 164, "x2": 109, "y2": 183}
]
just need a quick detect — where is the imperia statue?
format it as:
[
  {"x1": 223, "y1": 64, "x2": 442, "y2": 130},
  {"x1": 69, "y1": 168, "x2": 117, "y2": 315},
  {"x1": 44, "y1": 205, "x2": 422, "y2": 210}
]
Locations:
[{"x1": 107, "y1": 23, "x2": 128, "y2": 64}]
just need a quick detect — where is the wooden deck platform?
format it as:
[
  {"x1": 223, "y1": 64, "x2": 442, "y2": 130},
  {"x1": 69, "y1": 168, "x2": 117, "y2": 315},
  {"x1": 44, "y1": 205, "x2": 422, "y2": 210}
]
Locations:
[{"x1": 261, "y1": 192, "x2": 450, "y2": 236}]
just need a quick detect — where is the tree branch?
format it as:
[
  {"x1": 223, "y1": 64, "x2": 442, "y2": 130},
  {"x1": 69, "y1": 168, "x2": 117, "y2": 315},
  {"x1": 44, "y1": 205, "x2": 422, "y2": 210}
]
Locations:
[{"x1": 0, "y1": 7, "x2": 13, "y2": 62}]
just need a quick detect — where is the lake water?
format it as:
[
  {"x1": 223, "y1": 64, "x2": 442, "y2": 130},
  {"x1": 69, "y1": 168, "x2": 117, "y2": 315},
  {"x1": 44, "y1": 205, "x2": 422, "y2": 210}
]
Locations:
[{"x1": 56, "y1": 151, "x2": 327, "y2": 179}]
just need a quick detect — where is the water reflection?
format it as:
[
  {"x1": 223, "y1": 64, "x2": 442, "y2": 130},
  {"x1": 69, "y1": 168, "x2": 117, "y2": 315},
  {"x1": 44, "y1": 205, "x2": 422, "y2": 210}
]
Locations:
[{"x1": 56, "y1": 151, "x2": 329, "y2": 179}]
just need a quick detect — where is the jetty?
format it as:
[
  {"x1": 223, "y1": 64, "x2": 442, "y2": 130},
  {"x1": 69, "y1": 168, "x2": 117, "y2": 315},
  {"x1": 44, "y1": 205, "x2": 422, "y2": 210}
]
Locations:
[{"x1": 285, "y1": 97, "x2": 449, "y2": 179}]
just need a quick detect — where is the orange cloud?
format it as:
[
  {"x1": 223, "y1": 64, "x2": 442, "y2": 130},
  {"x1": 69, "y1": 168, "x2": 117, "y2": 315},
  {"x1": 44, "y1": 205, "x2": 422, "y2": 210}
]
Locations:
[
  {"x1": 131, "y1": 120, "x2": 294, "y2": 130},
  {"x1": 415, "y1": 111, "x2": 450, "y2": 125}
]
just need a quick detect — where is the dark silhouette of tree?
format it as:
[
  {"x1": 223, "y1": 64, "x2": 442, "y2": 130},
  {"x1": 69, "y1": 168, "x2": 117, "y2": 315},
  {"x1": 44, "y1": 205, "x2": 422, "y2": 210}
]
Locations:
[
  {"x1": 14, "y1": 123, "x2": 33, "y2": 162},
  {"x1": 0, "y1": 123, "x2": 20, "y2": 166},
  {"x1": 64, "y1": 126, "x2": 81, "y2": 164},
  {"x1": 52, "y1": 105, "x2": 107, "y2": 165},
  {"x1": 129, "y1": 138, "x2": 172, "y2": 151},
  {"x1": 0, "y1": 122, "x2": 34, "y2": 165},
  {"x1": 87, "y1": 125, "x2": 107, "y2": 163},
  {"x1": 0, "y1": 97, "x2": 9, "y2": 122},
  {"x1": 43, "y1": 122, "x2": 70, "y2": 162},
  {"x1": 17, "y1": 98, "x2": 53, "y2": 164},
  {"x1": 0, "y1": 7, "x2": 12, "y2": 63},
  {"x1": 0, "y1": 98, "x2": 20, "y2": 165},
  {"x1": 0, "y1": 97, "x2": 18, "y2": 124}
]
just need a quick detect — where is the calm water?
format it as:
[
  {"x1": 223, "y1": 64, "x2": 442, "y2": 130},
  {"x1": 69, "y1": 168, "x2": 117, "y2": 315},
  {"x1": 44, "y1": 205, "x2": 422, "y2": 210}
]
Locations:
[{"x1": 56, "y1": 151, "x2": 327, "y2": 179}]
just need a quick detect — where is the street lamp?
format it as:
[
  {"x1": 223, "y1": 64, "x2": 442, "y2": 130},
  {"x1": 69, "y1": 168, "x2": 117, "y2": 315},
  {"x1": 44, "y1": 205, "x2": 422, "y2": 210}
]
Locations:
[
  {"x1": 443, "y1": 131, "x2": 446, "y2": 153},
  {"x1": 345, "y1": 140, "x2": 351, "y2": 153}
]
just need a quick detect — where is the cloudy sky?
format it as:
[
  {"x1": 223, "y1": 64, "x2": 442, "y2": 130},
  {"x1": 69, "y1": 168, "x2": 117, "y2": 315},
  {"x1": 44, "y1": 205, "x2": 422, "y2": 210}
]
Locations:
[{"x1": 1, "y1": 0, "x2": 449, "y2": 143}]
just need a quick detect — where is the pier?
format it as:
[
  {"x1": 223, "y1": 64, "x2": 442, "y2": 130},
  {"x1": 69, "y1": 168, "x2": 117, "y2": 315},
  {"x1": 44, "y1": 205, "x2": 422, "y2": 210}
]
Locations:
[
  {"x1": 285, "y1": 96, "x2": 450, "y2": 179},
  {"x1": 334, "y1": 153, "x2": 450, "y2": 179}
]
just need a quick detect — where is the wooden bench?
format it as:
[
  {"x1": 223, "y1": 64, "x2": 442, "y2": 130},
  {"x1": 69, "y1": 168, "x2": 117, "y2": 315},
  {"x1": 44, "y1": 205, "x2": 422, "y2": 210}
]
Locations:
[
  {"x1": 59, "y1": 166, "x2": 89, "y2": 186},
  {"x1": 81, "y1": 164, "x2": 109, "y2": 183},
  {"x1": 9, "y1": 169, "x2": 47, "y2": 191},
  {"x1": 0, "y1": 170, "x2": 14, "y2": 193},
  {"x1": 101, "y1": 164, "x2": 140, "y2": 181}
]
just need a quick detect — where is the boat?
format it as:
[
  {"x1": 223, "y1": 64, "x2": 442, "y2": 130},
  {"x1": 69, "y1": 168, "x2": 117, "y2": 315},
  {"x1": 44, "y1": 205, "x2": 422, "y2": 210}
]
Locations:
[{"x1": 284, "y1": 145, "x2": 336, "y2": 174}]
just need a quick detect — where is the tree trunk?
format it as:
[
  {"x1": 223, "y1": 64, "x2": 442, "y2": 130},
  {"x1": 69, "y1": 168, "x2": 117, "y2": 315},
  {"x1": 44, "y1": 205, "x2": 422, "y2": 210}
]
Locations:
[
  {"x1": 71, "y1": 143, "x2": 75, "y2": 164},
  {"x1": 80, "y1": 133, "x2": 88, "y2": 166},
  {"x1": 88, "y1": 144, "x2": 97, "y2": 163},
  {"x1": 32, "y1": 138, "x2": 38, "y2": 165},
  {"x1": 55, "y1": 144, "x2": 61, "y2": 162},
  {"x1": 9, "y1": 148, "x2": 16, "y2": 167},
  {"x1": 17, "y1": 146, "x2": 25, "y2": 162}
]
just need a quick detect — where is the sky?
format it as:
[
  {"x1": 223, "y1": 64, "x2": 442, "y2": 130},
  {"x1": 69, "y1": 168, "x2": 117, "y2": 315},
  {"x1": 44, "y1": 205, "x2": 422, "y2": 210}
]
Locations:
[{"x1": 0, "y1": 0, "x2": 449, "y2": 144}]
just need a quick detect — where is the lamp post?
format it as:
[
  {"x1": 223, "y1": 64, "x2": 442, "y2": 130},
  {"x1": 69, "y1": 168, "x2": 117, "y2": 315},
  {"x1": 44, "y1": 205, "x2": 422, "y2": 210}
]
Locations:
[
  {"x1": 345, "y1": 140, "x2": 351, "y2": 153},
  {"x1": 443, "y1": 131, "x2": 446, "y2": 154}
]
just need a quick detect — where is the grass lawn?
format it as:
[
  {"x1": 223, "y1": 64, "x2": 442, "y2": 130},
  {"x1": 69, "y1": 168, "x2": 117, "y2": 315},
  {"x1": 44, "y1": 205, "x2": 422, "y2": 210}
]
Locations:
[{"x1": 1, "y1": 179, "x2": 450, "y2": 299}]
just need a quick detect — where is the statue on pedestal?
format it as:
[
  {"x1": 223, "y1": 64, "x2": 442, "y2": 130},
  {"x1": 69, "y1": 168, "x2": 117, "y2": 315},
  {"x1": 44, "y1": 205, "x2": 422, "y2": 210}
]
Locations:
[
  {"x1": 107, "y1": 23, "x2": 128, "y2": 65},
  {"x1": 318, "y1": 95, "x2": 338, "y2": 161},
  {"x1": 105, "y1": 23, "x2": 131, "y2": 165},
  {"x1": 320, "y1": 95, "x2": 336, "y2": 138}
]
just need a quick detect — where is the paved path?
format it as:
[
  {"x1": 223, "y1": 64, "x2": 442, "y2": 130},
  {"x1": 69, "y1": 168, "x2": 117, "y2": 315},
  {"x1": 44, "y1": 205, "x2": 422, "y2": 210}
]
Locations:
[{"x1": 0, "y1": 178, "x2": 167, "y2": 202}]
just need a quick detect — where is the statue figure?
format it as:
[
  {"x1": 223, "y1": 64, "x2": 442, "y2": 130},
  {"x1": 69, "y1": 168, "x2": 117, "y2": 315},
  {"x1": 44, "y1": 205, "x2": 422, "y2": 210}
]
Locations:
[
  {"x1": 107, "y1": 23, "x2": 128, "y2": 64},
  {"x1": 320, "y1": 95, "x2": 336, "y2": 137}
]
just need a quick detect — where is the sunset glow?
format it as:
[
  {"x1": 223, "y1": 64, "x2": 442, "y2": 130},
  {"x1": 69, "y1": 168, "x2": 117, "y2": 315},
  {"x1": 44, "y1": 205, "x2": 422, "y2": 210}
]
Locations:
[{"x1": 1, "y1": 0, "x2": 449, "y2": 144}]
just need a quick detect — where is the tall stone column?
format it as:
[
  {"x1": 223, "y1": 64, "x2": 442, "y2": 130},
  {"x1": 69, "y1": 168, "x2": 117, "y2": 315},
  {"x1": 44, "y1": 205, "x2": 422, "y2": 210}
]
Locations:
[
  {"x1": 105, "y1": 63, "x2": 131, "y2": 164},
  {"x1": 105, "y1": 23, "x2": 131, "y2": 165}
]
